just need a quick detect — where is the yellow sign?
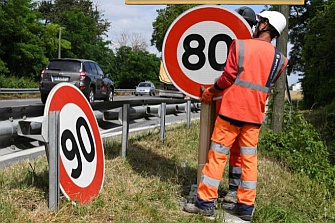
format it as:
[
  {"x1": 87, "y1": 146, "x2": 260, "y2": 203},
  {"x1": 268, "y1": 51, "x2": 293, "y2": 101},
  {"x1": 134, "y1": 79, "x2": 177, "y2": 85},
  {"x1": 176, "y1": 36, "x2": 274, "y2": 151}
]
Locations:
[
  {"x1": 159, "y1": 61, "x2": 172, "y2": 84},
  {"x1": 126, "y1": 0, "x2": 304, "y2": 4}
]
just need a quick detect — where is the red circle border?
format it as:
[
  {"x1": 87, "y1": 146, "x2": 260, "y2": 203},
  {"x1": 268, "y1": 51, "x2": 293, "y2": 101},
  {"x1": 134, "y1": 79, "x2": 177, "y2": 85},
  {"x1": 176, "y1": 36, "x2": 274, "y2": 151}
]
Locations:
[
  {"x1": 47, "y1": 84, "x2": 104, "y2": 204},
  {"x1": 163, "y1": 6, "x2": 252, "y2": 99}
]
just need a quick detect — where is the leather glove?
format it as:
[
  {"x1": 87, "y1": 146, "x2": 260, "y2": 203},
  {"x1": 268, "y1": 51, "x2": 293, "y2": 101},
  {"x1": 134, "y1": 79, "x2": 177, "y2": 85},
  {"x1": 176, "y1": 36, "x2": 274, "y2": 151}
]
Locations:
[{"x1": 200, "y1": 88, "x2": 214, "y2": 103}]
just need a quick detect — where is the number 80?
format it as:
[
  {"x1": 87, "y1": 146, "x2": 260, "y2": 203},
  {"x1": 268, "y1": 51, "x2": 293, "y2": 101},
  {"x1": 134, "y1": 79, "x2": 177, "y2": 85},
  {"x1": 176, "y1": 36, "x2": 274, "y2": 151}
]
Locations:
[{"x1": 182, "y1": 33, "x2": 233, "y2": 72}]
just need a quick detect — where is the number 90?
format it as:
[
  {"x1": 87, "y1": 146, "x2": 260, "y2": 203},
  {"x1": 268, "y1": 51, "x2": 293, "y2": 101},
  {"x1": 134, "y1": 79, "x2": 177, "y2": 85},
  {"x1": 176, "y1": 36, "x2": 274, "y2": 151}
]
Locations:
[{"x1": 61, "y1": 117, "x2": 95, "y2": 179}]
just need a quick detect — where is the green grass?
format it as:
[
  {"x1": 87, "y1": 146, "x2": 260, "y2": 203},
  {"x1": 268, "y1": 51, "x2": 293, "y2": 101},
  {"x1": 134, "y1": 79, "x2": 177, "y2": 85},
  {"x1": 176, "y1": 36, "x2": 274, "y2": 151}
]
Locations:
[{"x1": 0, "y1": 120, "x2": 334, "y2": 222}]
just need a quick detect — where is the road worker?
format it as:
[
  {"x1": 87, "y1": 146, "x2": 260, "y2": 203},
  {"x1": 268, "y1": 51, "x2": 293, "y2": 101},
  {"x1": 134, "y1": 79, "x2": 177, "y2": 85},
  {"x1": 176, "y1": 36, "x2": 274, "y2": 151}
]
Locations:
[
  {"x1": 219, "y1": 6, "x2": 258, "y2": 204},
  {"x1": 183, "y1": 10, "x2": 288, "y2": 221}
]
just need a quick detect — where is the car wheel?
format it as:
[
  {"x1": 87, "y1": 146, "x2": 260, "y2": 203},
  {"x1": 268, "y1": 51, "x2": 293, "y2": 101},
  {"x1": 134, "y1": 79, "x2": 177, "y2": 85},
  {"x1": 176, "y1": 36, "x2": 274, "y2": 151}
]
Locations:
[
  {"x1": 41, "y1": 93, "x2": 48, "y2": 104},
  {"x1": 105, "y1": 89, "x2": 114, "y2": 102},
  {"x1": 88, "y1": 87, "x2": 95, "y2": 103}
]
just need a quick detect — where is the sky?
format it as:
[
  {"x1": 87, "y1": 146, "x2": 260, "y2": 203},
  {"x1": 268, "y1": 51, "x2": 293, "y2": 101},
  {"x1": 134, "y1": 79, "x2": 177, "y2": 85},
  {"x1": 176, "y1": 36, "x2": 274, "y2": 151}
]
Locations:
[{"x1": 96, "y1": 0, "x2": 300, "y2": 85}]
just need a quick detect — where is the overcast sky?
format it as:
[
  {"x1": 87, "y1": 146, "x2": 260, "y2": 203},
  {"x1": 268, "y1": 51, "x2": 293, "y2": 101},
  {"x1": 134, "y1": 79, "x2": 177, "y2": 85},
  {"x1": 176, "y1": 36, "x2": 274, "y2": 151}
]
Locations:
[{"x1": 96, "y1": 1, "x2": 300, "y2": 84}]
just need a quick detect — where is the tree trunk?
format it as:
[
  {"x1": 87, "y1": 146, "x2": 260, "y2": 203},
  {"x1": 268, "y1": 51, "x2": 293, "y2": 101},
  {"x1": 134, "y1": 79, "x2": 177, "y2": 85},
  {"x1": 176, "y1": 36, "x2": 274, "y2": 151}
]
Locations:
[{"x1": 270, "y1": 5, "x2": 289, "y2": 133}]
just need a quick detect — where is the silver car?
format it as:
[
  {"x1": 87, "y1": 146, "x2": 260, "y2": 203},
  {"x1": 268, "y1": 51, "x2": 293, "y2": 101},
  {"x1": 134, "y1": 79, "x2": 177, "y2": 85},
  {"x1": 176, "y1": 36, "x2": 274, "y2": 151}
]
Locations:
[{"x1": 135, "y1": 81, "x2": 156, "y2": 96}]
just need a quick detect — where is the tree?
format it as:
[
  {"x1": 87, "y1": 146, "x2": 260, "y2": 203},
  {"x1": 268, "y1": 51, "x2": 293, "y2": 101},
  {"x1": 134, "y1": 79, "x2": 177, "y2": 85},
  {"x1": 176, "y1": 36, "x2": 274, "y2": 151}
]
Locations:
[
  {"x1": 38, "y1": 0, "x2": 112, "y2": 63},
  {"x1": 151, "y1": 5, "x2": 195, "y2": 53},
  {"x1": 301, "y1": 0, "x2": 335, "y2": 108},
  {"x1": 114, "y1": 46, "x2": 160, "y2": 89},
  {"x1": 114, "y1": 31, "x2": 148, "y2": 52},
  {"x1": 288, "y1": 0, "x2": 323, "y2": 76},
  {"x1": 40, "y1": 24, "x2": 71, "y2": 59},
  {"x1": 0, "y1": 0, "x2": 47, "y2": 78},
  {"x1": 39, "y1": 0, "x2": 110, "y2": 34}
]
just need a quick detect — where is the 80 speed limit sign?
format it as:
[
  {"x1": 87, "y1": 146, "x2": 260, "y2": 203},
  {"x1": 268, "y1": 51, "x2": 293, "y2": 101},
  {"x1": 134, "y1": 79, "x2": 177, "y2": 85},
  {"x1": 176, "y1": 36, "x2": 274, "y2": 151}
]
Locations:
[{"x1": 162, "y1": 5, "x2": 252, "y2": 99}]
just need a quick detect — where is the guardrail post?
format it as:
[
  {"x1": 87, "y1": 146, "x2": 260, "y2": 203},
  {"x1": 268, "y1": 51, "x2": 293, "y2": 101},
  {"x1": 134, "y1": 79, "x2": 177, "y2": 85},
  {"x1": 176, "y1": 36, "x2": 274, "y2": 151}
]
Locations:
[
  {"x1": 121, "y1": 104, "x2": 129, "y2": 158},
  {"x1": 186, "y1": 100, "x2": 191, "y2": 129},
  {"x1": 160, "y1": 103, "x2": 166, "y2": 143},
  {"x1": 48, "y1": 111, "x2": 60, "y2": 211}
]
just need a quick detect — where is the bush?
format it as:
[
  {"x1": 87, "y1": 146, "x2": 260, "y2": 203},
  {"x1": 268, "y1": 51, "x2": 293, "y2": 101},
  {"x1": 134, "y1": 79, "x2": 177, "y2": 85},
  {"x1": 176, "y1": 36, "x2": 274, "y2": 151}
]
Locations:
[
  {"x1": 304, "y1": 103, "x2": 335, "y2": 163},
  {"x1": 259, "y1": 112, "x2": 335, "y2": 193},
  {"x1": 0, "y1": 75, "x2": 38, "y2": 88}
]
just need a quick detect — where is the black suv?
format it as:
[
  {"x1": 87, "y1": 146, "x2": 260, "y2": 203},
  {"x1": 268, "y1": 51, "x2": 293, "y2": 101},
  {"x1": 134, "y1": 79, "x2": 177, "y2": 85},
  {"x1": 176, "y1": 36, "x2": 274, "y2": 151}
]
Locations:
[{"x1": 39, "y1": 58, "x2": 114, "y2": 104}]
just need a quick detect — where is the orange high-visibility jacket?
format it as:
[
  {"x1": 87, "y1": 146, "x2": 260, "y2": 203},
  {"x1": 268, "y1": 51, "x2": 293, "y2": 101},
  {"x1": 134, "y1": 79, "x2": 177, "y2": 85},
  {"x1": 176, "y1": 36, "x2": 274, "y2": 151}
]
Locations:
[{"x1": 219, "y1": 39, "x2": 288, "y2": 125}]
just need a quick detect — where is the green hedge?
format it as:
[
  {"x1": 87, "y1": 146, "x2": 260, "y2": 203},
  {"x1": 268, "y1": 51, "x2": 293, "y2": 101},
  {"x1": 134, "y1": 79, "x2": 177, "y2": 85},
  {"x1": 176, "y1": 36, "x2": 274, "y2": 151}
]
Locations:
[
  {"x1": 0, "y1": 75, "x2": 38, "y2": 88},
  {"x1": 259, "y1": 112, "x2": 335, "y2": 193}
]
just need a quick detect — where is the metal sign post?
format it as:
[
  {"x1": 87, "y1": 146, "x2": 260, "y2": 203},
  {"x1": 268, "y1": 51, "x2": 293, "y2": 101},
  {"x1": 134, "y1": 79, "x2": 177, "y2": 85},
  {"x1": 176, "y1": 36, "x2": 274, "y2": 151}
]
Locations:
[
  {"x1": 121, "y1": 104, "x2": 130, "y2": 158},
  {"x1": 48, "y1": 111, "x2": 60, "y2": 211},
  {"x1": 17, "y1": 113, "x2": 60, "y2": 211},
  {"x1": 160, "y1": 103, "x2": 166, "y2": 143}
]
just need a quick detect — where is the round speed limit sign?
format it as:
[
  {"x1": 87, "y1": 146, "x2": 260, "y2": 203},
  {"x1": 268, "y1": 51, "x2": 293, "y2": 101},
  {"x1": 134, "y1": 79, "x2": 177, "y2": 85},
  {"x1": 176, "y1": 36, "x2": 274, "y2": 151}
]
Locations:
[
  {"x1": 45, "y1": 83, "x2": 105, "y2": 205},
  {"x1": 162, "y1": 5, "x2": 252, "y2": 99}
]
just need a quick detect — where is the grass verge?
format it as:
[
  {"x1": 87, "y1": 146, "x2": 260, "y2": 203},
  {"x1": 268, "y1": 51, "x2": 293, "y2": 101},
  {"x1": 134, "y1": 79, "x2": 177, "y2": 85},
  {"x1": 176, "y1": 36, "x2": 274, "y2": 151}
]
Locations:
[{"x1": 0, "y1": 120, "x2": 334, "y2": 222}]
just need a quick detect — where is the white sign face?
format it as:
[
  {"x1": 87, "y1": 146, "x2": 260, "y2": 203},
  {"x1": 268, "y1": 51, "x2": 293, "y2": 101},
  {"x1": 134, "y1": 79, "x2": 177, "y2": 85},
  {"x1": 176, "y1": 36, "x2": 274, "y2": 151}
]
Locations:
[
  {"x1": 44, "y1": 83, "x2": 105, "y2": 205},
  {"x1": 60, "y1": 103, "x2": 97, "y2": 188},
  {"x1": 162, "y1": 5, "x2": 252, "y2": 99},
  {"x1": 177, "y1": 21, "x2": 237, "y2": 85}
]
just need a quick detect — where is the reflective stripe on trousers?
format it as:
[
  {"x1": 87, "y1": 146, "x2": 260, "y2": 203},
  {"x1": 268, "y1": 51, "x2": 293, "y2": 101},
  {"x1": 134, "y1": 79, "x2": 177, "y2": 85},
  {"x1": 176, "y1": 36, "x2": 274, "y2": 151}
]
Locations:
[
  {"x1": 229, "y1": 141, "x2": 241, "y2": 190},
  {"x1": 197, "y1": 117, "x2": 259, "y2": 206}
]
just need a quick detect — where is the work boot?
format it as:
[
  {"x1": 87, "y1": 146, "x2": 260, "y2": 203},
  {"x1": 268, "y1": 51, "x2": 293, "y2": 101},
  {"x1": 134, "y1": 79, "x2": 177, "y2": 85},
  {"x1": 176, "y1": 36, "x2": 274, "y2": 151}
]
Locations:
[
  {"x1": 223, "y1": 190, "x2": 237, "y2": 203},
  {"x1": 223, "y1": 202, "x2": 254, "y2": 221},
  {"x1": 182, "y1": 203, "x2": 214, "y2": 216}
]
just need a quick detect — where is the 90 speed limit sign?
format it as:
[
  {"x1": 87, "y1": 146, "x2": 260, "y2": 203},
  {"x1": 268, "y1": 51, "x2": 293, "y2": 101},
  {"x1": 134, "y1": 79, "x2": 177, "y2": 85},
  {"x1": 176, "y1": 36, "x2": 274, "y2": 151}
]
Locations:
[
  {"x1": 162, "y1": 5, "x2": 252, "y2": 99},
  {"x1": 45, "y1": 83, "x2": 104, "y2": 204}
]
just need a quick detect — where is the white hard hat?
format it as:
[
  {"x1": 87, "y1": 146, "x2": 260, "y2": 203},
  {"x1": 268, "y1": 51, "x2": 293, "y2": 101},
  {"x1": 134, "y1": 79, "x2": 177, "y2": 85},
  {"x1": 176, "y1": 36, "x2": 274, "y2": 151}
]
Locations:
[{"x1": 257, "y1": 11, "x2": 287, "y2": 36}]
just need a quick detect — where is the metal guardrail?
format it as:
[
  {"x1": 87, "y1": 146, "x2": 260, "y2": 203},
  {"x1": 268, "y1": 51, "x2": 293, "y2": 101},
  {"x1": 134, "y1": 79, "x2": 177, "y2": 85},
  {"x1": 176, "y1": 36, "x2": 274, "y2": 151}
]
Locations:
[
  {"x1": 0, "y1": 98, "x2": 201, "y2": 154},
  {"x1": 114, "y1": 89, "x2": 135, "y2": 94},
  {"x1": 0, "y1": 88, "x2": 135, "y2": 94},
  {"x1": 0, "y1": 88, "x2": 40, "y2": 94},
  {"x1": 0, "y1": 88, "x2": 184, "y2": 97}
]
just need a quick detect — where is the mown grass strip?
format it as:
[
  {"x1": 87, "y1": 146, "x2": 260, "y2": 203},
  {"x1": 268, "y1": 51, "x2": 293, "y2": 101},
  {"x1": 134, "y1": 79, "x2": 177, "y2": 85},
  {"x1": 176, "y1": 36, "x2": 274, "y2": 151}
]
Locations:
[{"x1": 0, "y1": 120, "x2": 334, "y2": 222}]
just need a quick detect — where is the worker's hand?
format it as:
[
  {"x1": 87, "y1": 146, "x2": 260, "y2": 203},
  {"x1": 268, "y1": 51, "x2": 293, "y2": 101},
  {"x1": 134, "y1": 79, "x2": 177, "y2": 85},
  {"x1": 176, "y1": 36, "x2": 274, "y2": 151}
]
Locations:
[{"x1": 200, "y1": 88, "x2": 214, "y2": 103}]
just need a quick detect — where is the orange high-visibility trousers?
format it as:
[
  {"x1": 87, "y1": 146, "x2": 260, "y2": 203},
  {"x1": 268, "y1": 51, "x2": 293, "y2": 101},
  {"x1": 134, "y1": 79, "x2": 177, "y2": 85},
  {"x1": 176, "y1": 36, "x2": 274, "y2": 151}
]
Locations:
[
  {"x1": 215, "y1": 98, "x2": 241, "y2": 191},
  {"x1": 197, "y1": 117, "x2": 260, "y2": 206},
  {"x1": 229, "y1": 141, "x2": 241, "y2": 190}
]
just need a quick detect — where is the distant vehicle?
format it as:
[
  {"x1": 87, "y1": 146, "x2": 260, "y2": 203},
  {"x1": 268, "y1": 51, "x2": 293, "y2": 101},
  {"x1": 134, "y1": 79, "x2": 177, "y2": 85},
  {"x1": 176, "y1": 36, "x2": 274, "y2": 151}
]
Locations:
[
  {"x1": 135, "y1": 81, "x2": 156, "y2": 96},
  {"x1": 39, "y1": 58, "x2": 114, "y2": 104}
]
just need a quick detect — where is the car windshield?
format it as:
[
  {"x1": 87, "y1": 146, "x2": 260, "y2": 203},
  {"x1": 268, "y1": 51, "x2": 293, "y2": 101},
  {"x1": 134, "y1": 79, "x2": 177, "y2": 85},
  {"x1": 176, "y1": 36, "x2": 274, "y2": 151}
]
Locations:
[
  {"x1": 138, "y1": 83, "x2": 150, "y2": 87},
  {"x1": 47, "y1": 61, "x2": 81, "y2": 72},
  {"x1": 138, "y1": 83, "x2": 151, "y2": 87}
]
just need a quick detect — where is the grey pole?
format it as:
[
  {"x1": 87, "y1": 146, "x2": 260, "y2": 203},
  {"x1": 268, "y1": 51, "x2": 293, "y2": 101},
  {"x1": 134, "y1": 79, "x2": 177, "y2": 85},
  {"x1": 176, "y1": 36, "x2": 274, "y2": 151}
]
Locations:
[
  {"x1": 58, "y1": 27, "x2": 62, "y2": 59},
  {"x1": 186, "y1": 100, "x2": 191, "y2": 129},
  {"x1": 121, "y1": 104, "x2": 129, "y2": 158},
  {"x1": 160, "y1": 103, "x2": 166, "y2": 143},
  {"x1": 48, "y1": 111, "x2": 60, "y2": 211}
]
